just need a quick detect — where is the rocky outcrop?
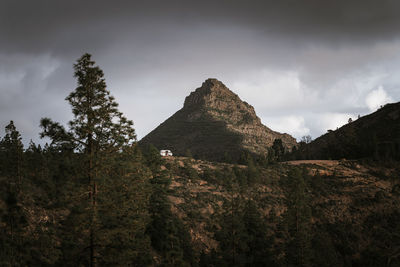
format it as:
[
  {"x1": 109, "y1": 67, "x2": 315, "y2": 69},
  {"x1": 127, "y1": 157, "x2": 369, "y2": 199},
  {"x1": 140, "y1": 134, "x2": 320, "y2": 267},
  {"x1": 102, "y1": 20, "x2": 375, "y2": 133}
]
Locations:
[{"x1": 140, "y1": 78, "x2": 297, "y2": 161}]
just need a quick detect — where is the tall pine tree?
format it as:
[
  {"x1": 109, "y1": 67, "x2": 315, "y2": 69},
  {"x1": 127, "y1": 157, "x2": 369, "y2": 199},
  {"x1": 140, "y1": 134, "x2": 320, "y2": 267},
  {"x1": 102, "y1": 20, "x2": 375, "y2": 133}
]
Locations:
[
  {"x1": 146, "y1": 169, "x2": 194, "y2": 266},
  {"x1": 0, "y1": 121, "x2": 24, "y2": 191},
  {"x1": 283, "y1": 167, "x2": 312, "y2": 267},
  {"x1": 0, "y1": 121, "x2": 28, "y2": 266},
  {"x1": 40, "y1": 53, "x2": 150, "y2": 266}
]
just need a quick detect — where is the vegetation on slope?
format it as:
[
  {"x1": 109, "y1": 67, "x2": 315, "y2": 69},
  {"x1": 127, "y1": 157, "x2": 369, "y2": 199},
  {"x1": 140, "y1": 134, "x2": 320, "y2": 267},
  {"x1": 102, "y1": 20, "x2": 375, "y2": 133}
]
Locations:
[
  {"x1": 292, "y1": 102, "x2": 400, "y2": 161},
  {"x1": 163, "y1": 156, "x2": 400, "y2": 266}
]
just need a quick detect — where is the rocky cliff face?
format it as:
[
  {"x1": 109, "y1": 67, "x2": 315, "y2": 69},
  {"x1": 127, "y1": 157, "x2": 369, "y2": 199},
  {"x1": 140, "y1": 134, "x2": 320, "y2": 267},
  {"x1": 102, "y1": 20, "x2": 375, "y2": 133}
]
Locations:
[{"x1": 140, "y1": 78, "x2": 297, "y2": 161}]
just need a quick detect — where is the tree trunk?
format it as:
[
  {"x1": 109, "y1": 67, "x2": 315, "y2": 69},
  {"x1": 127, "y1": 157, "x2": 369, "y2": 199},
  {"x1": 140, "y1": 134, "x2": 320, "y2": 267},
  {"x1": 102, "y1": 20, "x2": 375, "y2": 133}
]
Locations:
[{"x1": 88, "y1": 129, "x2": 97, "y2": 267}]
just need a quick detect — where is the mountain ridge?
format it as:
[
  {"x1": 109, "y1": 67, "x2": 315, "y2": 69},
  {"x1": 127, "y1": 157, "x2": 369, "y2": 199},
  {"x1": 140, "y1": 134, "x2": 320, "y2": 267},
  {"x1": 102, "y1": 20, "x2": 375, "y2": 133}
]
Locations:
[{"x1": 294, "y1": 102, "x2": 400, "y2": 160}]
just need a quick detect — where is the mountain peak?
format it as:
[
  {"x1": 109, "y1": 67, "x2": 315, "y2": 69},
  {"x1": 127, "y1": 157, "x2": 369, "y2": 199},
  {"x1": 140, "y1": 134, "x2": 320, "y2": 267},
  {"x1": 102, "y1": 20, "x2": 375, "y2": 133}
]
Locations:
[
  {"x1": 141, "y1": 79, "x2": 297, "y2": 162},
  {"x1": 184, "y1": 78, "x2": 238, "y2": 109},
  {"x1": 203, "y1": 78, "x2": 224, "y2": 87}
]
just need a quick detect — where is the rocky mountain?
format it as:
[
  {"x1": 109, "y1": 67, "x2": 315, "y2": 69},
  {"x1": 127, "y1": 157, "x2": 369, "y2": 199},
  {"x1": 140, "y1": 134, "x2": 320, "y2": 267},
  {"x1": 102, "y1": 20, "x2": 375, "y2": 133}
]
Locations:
[
  {"x1": 295, "y1": 102, "x2": 400, "y2": 160},
  {"x1": 140, "y1": 78, "x2": 297, "y2": 161}
]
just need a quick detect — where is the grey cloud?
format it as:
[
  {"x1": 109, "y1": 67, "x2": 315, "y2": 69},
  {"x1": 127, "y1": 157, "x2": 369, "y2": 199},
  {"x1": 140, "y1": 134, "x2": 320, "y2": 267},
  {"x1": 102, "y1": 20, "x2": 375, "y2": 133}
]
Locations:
[
  {"x1": 2, "y1": 0, "x2": 400, "y2": 55},
  {"x1": 1, "y1": 0, "x2": 400, "y2": 144}
]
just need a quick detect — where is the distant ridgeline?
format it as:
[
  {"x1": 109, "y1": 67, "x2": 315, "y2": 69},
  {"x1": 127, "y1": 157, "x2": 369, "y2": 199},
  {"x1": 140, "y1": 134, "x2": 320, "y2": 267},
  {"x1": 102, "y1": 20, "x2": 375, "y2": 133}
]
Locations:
[
  {"x1": 292, "y1": 102, "x2": 400, "y2": 161},
  {"x1": 139, "y1": 78, "x2": 297, "y2": 162}
]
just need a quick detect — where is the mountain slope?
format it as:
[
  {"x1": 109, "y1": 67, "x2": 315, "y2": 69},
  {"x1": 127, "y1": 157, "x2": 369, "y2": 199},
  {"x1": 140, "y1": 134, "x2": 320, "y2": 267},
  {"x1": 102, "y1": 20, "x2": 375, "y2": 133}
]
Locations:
[
  {"x1": 140, "y1": 78, "x2": 296, "y2": 161},
  {"x1": 296, "y1": 102, "x2": 400, "y2": 160}
]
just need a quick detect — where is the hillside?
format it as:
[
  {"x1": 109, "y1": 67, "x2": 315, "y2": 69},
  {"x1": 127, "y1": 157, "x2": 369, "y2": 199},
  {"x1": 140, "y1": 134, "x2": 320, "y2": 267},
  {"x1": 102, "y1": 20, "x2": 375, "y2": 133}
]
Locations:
[
  {"x1": 294, "y1": 102, "x2": 400, "y2": 160},
  {"x1": 140, "y1": 79, "x2": 297, "y2": 162},
  {"x1": 162, "y1": 156, "x2": 400, "y2": 266}
]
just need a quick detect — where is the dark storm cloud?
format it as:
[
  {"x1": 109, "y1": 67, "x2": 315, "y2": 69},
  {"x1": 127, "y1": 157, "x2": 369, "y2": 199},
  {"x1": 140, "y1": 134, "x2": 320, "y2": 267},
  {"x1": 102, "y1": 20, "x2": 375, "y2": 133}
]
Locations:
[
  {"x1": 2, "y1": 0, "x2": 400, "y2": 55},
  {"x1": 1, "y1": 0, "x2": 400, "y2": 144}
]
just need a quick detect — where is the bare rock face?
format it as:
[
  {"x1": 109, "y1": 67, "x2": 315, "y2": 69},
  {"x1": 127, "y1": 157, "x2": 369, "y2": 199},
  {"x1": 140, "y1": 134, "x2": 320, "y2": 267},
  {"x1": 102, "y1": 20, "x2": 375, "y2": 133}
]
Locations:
[
  {"x1": 184, "y1": 79, "x2": 296, "y2": 153},
  {"x1": 140, "y1": 78, "x2": 297, "y2": 161}
]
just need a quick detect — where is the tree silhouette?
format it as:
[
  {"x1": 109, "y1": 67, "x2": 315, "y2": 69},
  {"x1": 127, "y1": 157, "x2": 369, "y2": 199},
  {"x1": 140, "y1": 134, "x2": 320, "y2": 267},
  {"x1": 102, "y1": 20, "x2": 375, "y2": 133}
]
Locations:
[{"x1": 40, "y1": 53, "x2": 142, "y2": 266}]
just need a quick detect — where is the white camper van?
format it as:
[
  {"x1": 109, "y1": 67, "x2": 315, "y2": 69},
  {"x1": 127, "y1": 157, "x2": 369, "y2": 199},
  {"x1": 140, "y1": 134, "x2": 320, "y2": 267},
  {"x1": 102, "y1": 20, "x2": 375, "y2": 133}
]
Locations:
[{"x1": 160, "y1": 150, "x2": 173, "y2": 157}]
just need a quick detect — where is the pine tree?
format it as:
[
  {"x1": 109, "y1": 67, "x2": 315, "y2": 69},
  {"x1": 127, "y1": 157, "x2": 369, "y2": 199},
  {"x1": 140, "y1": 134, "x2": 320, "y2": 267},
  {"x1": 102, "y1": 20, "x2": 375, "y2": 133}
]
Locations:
[
  {"x1": 97, "y1": 147, "x2": 153, "y2": 266},
  {"x1": 242, "y1": 200, "x2": 274, "y2": 266},
  {"x1": 246, "y1": 156, "x2": 260, "y2": 185},
  {"x1": 146, "y1": 170, "x2": 194, "y2": 266},
  {"x1": 283, "y1": 167, "x2": 312, "y2": 267},
  {"x1": 272, "y1": 139, "x2": 285, "y2": 162},
  {"x1": 141, "y1": 143, "x2": 163, "y2": 172},
  {"x1": 215, "y1": 188, "x2": 247, "y2": 266},
  {"x1": 40, "y1": 53, "x2": 148, "y2": 266},
  {"x1": 0, "y1": 121, "x2": 24, "y2": 191},
  {"x1": 0, "y1": 121, "x2": 29, "y2": 266}
]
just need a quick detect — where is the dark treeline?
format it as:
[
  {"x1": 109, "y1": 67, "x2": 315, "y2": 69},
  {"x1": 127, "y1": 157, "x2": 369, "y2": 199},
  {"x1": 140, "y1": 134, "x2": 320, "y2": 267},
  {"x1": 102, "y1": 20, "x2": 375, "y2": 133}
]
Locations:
[
  {"x1": 212, "y1": 138, "x2": 287, "y2": 167},
  {"x1": 0, "y1": 118, "x2": 301, "y2": 266},
  {"x1": 0, "y1": 120, "x2": 194, "y2": 266}
]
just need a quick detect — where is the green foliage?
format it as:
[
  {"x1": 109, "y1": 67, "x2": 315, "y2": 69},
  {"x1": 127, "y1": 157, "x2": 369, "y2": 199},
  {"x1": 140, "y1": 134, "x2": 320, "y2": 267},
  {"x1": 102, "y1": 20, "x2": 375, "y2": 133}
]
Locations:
[
  {"x1": 39, "y1": 53, "x2": 150, "y2": 266},
  {"x1": 272, "y1": 138, "x2": 285, "y2": 162},
  {"x1": 41, "y1": 53, "x2": 136, "y2": 152},
  {"x1": 311, "y1": 227, "x2": 343, "y2": 267},
  {"x1": 213, "y1": 195, "x2": 274, "y2": 266},
  {"x1": 241, "y1": 200, "x2": 274, "y2": 266},
  {"x1": 0, "y1": 189, "x2": 30, "y2": 266},
  {"x1": 0, "y1": 121, "x2": 24, "y2": 191},
  {"x1": 245, "y1": 156, "x2": 260, "y2": 185},
  {"x1": 97, "y1": 149, "x2": 153, "y2": 266},
  {"x1": 147, "y1": 171, "x2": 195, "y2": 266},
  {"x1": 355, "y1": 210, "x2": 400, "y2": 267},
  {"x1": 215, "y1": 193, "x2": 247, "y2": 266},
  {"x1": 232, "y1": 165, "x2": 247, "y2": 187},
  {"x1": 0, "y1": 123, "x2": 61, "y2": 266},
  {"x1": 282, "y1": 167, "x2": 312, "y2": 267},
  {"x1": 182, "y1": 158, "x2": 199, "y2": 181},
  {"x1": 141, "y1": 143, "x2": 163, "y2": 172},
  {"x1": 201, "y1": 167, "x2": 217, "y2": 184}
]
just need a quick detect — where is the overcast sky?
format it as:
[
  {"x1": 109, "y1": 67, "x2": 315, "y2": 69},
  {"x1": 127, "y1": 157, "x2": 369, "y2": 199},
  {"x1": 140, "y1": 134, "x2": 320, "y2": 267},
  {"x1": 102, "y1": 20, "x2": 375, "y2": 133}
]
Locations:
[{"x1": 1, "y1": 0, "x2": 400, "y2": 145}]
